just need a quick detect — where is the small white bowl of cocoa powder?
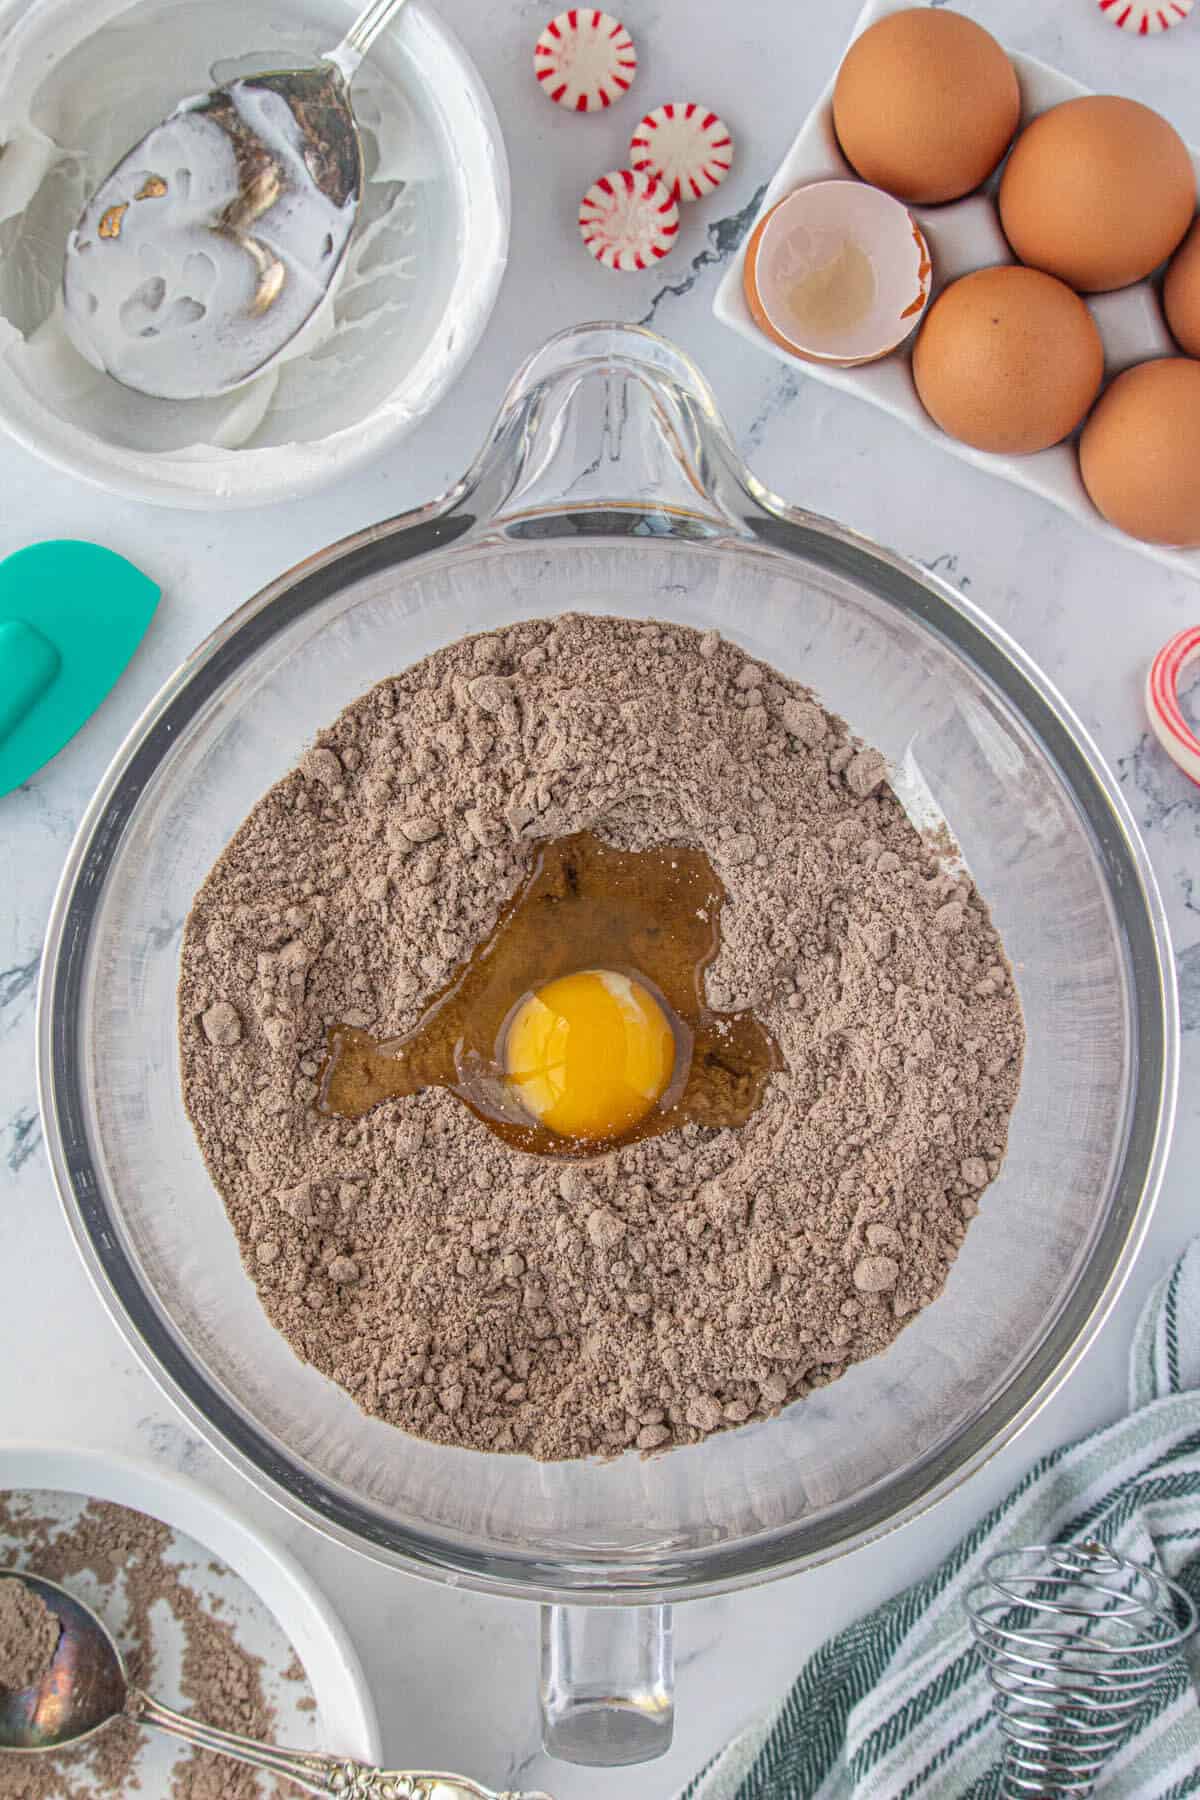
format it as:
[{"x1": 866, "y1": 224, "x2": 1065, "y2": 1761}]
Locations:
[{"x1": 0, "y1": 1445, "x2": 380, "y2": 1799}]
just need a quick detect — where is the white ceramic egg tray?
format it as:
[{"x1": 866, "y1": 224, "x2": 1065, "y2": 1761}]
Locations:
[{"x1": 713, "y1": 0, "x2": 1200, "y2": 581}]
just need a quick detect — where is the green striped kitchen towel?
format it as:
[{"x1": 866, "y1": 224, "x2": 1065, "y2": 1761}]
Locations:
[{"x1": 683, "y1": 1242, "x2": 1200, "y2": 1800}]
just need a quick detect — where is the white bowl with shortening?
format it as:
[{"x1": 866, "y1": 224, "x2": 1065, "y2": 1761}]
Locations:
[{"x1": 0, "y1": 0, "x2": 509, "y2": 507}]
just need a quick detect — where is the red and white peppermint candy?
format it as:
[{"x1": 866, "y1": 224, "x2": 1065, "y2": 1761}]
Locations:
[
  {"x1": 1097, "y1": 0, "x2": 1192, "y2": 31},
  {"x1": 578, "y1": 169, "x2": 679, "y2": 271},
  {"x1": 630, "y1": 103, "x2": 734, "y2": 202},
  {"x1": 1147, "y1": 626, "x2": 1200, "y2": 786},
  {"x1": 534, "y1": 9, "x2": 637, "y2": 112}
]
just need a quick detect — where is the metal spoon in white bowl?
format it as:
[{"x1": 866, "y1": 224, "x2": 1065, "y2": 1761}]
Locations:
[
  {"x1": 0, "y1": 1572, "x2": 552, "y2": 1800},
  {"x1": 62, "y1": 0, "x2": 410, "y2": 402}
]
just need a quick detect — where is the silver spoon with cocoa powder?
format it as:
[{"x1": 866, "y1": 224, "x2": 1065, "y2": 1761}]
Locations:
[{"x1": 0, "y1": 1572, "x2": 552, "y2": 1800}]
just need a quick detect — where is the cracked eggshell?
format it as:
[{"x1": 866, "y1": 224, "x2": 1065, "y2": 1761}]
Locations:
[{"x1": 743, "y1": 179, "x2": 931, "y2": 367}]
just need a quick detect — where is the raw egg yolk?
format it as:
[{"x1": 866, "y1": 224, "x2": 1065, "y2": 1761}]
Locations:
[{"x1": 504, "y1": 970, "x2": 675, "y2": 1142}]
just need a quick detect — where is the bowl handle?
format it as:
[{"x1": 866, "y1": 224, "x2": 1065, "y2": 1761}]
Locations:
[
  {"x1": 539, "y1": 1601, "x2": 673, "y2": 1766},
  {"x1": 445, "y1": 322, "x2": 775, "y2": 537}
]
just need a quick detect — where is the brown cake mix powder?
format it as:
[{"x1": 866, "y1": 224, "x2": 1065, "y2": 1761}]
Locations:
[
  {"x1": 178, "y1": 616, "x2": 1025, "y2": 1460},
  {"x1": 0, "y1": 1579, "x2": 59, "y2": 1693},
  {"x1": 0, "y1": 1495, "x2": 308, "y2": 1798}
]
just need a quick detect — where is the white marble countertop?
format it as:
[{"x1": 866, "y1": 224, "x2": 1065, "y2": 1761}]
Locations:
[{"x1": 2, "y1": 0, "x2": 1199, "y2": 1794}]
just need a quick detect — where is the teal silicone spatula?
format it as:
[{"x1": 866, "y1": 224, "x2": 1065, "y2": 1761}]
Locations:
[{"x1": 0, "y1": 541, "x2": 160, "y2": 798}]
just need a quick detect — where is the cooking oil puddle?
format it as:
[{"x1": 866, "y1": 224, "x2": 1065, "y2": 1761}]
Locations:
[{"x1": 318, "y1": 831, "x2": 781, "y2": 1158}]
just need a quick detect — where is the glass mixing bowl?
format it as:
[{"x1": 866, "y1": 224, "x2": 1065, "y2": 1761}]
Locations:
[{"x1": 39, "y1": 324, "x2": 1177, "y2": 1765}]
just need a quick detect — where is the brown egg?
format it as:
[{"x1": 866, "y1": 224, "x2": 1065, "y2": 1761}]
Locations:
[
  {"x1": 1079, "y1": 359, "x2": 1200, "y2": 546},
  {"x1": 832, "y1": 9, "x2": 1020, "y2": 206},
  {"x1": 1164, "y1": 216, "x2": 1200, "y2": 358},
  {"x1": 912, "y1": 267, "x2": 1104, "y2": 455},
  {"x1": 999, "y1": 97, "x2": 1196, "y2": 292}
]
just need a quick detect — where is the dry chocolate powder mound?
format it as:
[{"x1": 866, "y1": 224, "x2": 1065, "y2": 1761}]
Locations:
[
  {"x1": 0, "y1": 1578, "x2": 59, "y2": 1692},
  {"x1": 178, "y1": 616, "x2": 1025, "y2": 1461},
  {"x1": 0, "y1": 1495, "x2": 308, "y2": 1799}
]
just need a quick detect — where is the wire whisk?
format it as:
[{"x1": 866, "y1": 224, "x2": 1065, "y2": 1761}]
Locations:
[{"x1": 965, "y1": 1539, "x2": 1197, "y2": 1798}]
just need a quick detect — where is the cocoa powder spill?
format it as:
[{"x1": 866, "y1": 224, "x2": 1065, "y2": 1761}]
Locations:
[
  {"x1": 0, "y1": 1579, "x2": 58, "y2": 1693},
  {"x1": 0, "y1": 1495, "x2": 308, "y2": 1799},
  {"x1": 179, "y1": 615, "x2": 1025, "y2": 1461}
]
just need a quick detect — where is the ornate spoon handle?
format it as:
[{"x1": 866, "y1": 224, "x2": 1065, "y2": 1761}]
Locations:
[
  {"x1": 330, "y1": 0, "x2": 412, "y2": 80},
  {"x1": 128, "y1": 1689, "x2": 549, "y2": 1800}
]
